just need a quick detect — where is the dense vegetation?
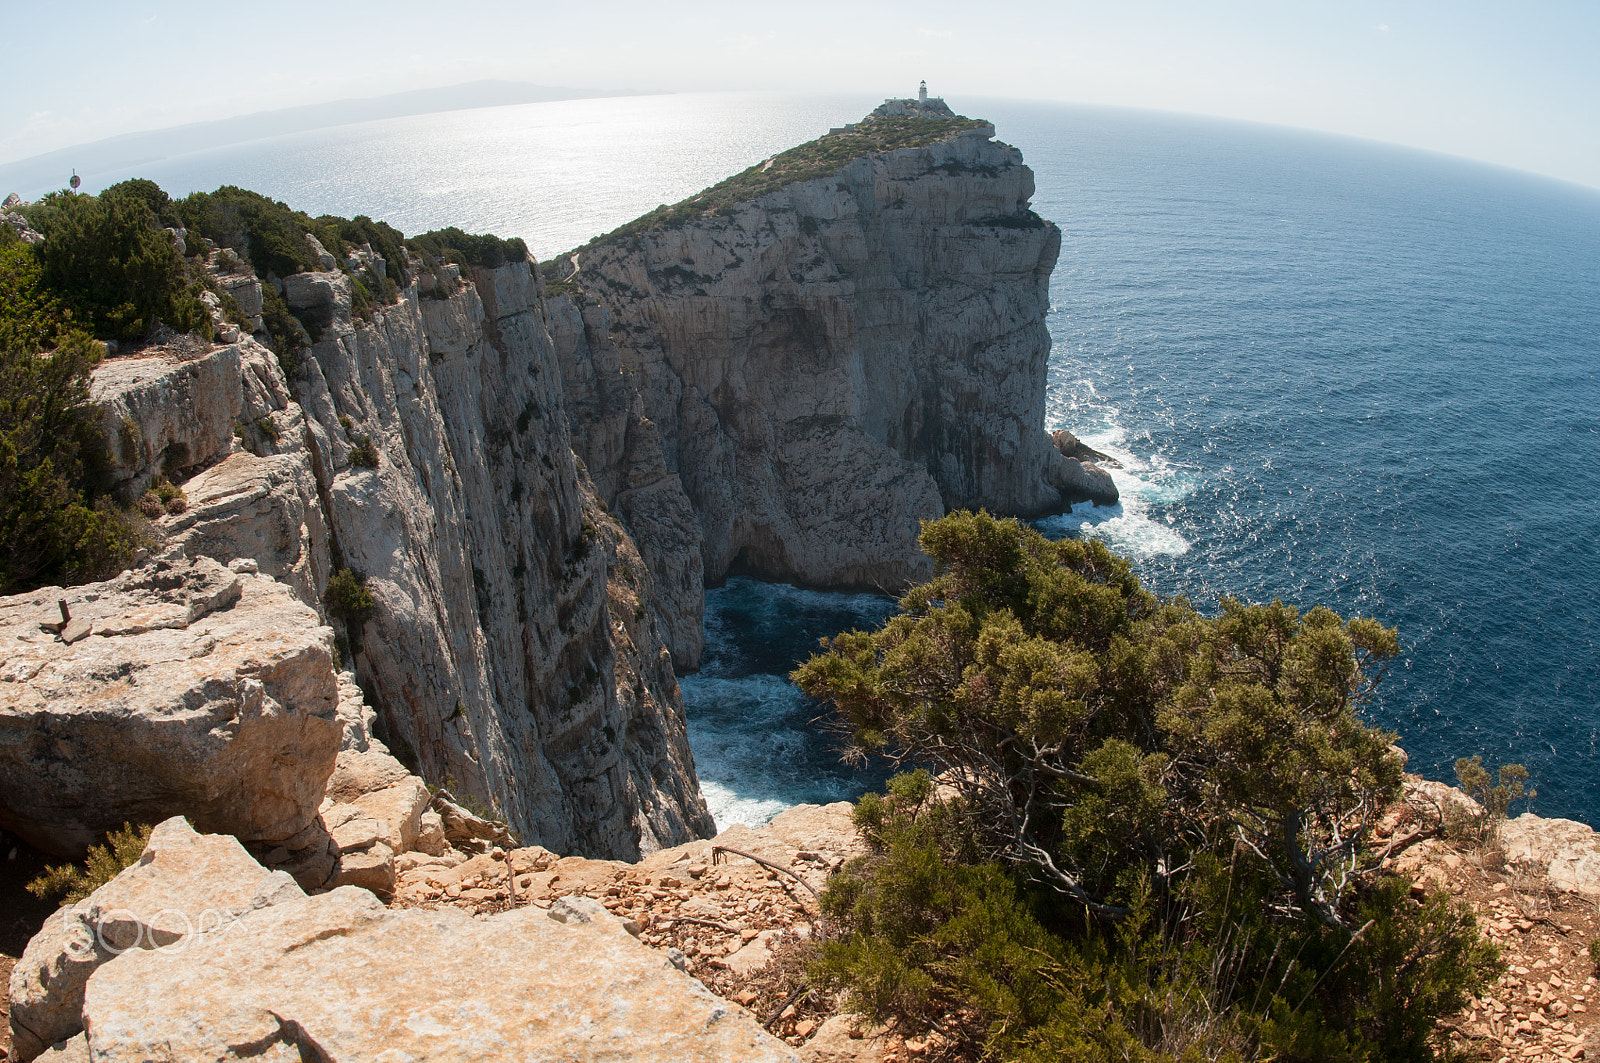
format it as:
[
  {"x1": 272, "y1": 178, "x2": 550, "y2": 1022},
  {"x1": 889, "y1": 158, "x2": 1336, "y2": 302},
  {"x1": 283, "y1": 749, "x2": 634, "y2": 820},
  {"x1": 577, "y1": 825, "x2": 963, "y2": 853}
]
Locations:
[
  {"x1": 406, "y1": 227, "x2": 528, "y2": 270},
  {"x1": 577, "y1": 114, "x2": 989, "y2": 248},
  {"x1": 16, "y1": 180, "x2": 211, "y2": 343},
  {"x1": 795, "y1": 511, "x2": 1499, "y2": 1062},
  {"x1": 0, "y1": 233, "x2": 146, "y2": 592}
]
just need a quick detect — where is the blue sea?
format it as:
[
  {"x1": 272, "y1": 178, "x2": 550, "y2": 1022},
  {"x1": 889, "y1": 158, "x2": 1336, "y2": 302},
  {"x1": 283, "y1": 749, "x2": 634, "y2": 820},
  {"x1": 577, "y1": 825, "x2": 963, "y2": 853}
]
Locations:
[{"x1": 22, "y1": 92, "x2": 1598, "y2": 828}]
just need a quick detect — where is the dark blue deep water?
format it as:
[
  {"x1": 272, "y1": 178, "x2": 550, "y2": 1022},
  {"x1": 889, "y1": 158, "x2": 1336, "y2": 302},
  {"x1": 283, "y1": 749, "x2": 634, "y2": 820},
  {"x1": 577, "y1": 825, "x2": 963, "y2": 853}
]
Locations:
[{"x1": 1001, "y1": 103, "x2": 1600, "y2": 824}]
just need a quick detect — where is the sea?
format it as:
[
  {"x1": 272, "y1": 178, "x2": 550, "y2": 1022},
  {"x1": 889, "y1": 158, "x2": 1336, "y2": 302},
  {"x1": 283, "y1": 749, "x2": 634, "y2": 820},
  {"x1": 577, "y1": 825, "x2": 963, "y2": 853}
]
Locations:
[{"x1": 16, "y1": 91, "x2": 1597, "y2": 829}]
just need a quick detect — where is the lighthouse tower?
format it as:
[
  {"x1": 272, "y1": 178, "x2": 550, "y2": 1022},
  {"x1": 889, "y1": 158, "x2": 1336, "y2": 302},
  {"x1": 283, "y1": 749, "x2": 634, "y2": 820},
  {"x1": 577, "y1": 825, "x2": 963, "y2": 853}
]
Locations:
[{"x1": 919, "y1": 80, "x2": 928, "y2": 105}]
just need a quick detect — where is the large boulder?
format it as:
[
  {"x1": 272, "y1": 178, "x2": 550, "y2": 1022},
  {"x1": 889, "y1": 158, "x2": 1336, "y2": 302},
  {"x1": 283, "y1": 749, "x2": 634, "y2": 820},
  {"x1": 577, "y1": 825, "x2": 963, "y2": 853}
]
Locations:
[
  {"x1": 1498, "y1": 814, "x2": 1600, "y2": 898},
  {"x1": 75, "y1": 887, "x2": 797, "y2": 1061},
  {"x1": 162, "y1": 449, "x2": 331, "y2": 607},
  {"x1": 7, "y1": 818, "x2": 302, "y2": 1062},
  {"x1": 90, "y1": 343, "x2": 245, "y2": 491},
  {"x1": 0, "y1": 557, "x2": 343, "y2": 856}
]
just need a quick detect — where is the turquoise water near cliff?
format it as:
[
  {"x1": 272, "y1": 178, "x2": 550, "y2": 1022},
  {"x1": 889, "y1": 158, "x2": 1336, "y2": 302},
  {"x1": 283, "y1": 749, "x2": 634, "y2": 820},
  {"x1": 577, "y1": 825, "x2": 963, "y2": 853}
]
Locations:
[{"x1": 33, "y1": 92, "x2": 1600, "y2": 828}]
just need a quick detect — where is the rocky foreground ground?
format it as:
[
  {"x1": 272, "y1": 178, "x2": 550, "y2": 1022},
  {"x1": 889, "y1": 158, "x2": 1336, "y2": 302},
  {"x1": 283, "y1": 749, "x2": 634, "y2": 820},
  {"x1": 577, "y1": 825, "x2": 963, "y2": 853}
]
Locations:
[
  {"x1": 1, "y1": 558, "x2": 1596, "y2": 1063},
  {"x1": 8, "y1": 777, "x2": 1600, "y2": 1061},
  {"x1": 378, "y1": 786, "x2": 1600, "y2": 1063}
]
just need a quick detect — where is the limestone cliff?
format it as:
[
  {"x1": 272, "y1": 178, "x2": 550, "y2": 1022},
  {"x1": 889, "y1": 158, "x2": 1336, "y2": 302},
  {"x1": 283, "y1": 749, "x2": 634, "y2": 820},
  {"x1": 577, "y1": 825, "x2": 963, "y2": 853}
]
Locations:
[
  {"x1": 550, "y1": 116, "x2": 1116, "y2": 656},
  {"x1": 42, "y1": 111, "x2": 1090, "y2": 856},
  {"x1": 92, "y1": 254, "x2": 713, "y2": 860}
]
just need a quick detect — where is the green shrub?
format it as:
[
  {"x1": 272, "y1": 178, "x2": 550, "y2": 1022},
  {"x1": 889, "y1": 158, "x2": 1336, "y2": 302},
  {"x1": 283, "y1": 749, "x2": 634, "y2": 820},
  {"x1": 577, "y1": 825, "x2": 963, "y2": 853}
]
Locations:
[
  {"x1": 1, "y1": 246, "x2": 147, "y2": 592},
  {"x1": 313, "y1": 214, "x2": 410, "y2": 286},
  {"x1": 27, "y1": 822, "x2": 154, "y2": 906},
  {"x1": 258, "y1": 282, "x2": 307, "y2": 377},
  {"x1": 797, "y1": 511, "x2": 1499, "y2": 1062},
  {"x1": 175, "y1": 186, "x2": 321, "y2": 280},
  {"x1": 1454, "y1": 756, "x2": 1533, "y2": 821},
  {"x1": 151, "y1": 477, "x2": 187, "y2": 514},
  {"x1": 407, "y1": 227, "x2": 527, "y2": 271},
  {"x1": 24, "y1": 182, "x2": 210, "y2": 343},
  {"x1": 347, "y1": 436, "x2": 379, "y2": 468},
  {"x1": 325, "y1": 567, "x2": 376, "y2": 626}
]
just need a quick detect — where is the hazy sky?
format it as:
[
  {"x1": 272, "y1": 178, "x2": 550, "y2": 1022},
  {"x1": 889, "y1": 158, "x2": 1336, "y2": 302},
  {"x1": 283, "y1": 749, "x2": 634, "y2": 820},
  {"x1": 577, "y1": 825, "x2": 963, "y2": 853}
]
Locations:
[{"x1": 3, "y1": 0, "x2": 1597, "y2": 189}]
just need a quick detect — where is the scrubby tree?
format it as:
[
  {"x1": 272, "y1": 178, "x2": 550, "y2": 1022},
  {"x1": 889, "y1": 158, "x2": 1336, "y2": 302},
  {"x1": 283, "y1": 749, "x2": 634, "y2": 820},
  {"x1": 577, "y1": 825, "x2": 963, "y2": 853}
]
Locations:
[
  {"x1": 796, "y1": 510, "x2": 1497, "y2": 1061},
  {"x1": 27, "y1": 181, "x2": 210, "y2": 343},
  {"x1": 0, "y1": 245, "x2": 145, "y2": 592}
]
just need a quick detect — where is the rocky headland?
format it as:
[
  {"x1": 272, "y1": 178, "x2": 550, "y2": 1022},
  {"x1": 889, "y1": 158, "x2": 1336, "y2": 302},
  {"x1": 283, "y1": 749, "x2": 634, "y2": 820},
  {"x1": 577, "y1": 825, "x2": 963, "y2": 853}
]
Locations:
[{"x1": 547, "y1": 116, "x2": 1116, "y2": 665}]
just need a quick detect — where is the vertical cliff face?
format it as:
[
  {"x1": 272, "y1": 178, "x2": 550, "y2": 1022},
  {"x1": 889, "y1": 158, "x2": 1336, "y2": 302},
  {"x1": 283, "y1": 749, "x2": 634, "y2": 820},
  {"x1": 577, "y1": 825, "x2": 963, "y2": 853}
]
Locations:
[
  {"x1": 553, "y1": 120, "x2": 1109, "y2": 614},
  {"x1": 97, "y1": 258, "x2": 713, "y2": 859},
  {"x1": 547, "y1": 299, "x2": 707, "y2": 671}
]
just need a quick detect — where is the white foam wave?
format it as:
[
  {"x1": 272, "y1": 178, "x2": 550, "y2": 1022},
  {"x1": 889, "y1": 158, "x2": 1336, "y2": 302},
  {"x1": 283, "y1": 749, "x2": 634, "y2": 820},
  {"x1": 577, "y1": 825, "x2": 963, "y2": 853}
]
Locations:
[
  {"x1": 696, "y1": 781, "x2": 793, "y2": 831},
  {"x1": 1042, "y1": 413, "x2": 1197, "y2": 558},
  {"x1": 681, "y1": 672, "x2": 858, "y2": 831}
]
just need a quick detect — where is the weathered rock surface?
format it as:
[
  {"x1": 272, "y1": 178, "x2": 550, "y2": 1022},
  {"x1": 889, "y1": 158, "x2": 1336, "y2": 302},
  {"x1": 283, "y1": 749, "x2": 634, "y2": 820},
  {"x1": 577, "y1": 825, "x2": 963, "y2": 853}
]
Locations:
[
  {"x1": 7, "y1": 818, "x2": 302, "y2": 1062},
  {"x1": 555, "y1": 118, "x2": 1110, "y2": 595},
  {"x1": 551, "y1": 298, "x2": 707, "y2": 669},
  {"x1": 75, "y1": 885, "x2": 796, "y2": 1062},
  {"x1": 90, "y1": 342, "x2": 246, "y2": 492},
  {"x1": 0, "y1": 558, "x2": 342, "y2": 856},
  {"x1": 279, "y1": 259, "x2": 712, "y2": 856},
  {"x1": 1498, "y1": 813, "x2": 1600, "y2": 898},
  {"x1": 1050, "y1": 430, "x2": 1119, "y2": 505}
]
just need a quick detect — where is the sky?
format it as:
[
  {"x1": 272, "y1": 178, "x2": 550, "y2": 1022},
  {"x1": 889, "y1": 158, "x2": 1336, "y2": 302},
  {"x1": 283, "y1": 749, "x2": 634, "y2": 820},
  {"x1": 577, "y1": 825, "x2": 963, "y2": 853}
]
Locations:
[{"x1": 2, "y1": 0, "x2": 1598, "y2": 190}]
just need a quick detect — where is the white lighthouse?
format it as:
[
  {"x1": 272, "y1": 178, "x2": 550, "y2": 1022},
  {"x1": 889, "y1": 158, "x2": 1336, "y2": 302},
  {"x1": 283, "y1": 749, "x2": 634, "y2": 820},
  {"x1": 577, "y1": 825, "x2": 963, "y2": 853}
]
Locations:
[{"x1": 919, "y1": 80, "x2": 928, "y2": 104}]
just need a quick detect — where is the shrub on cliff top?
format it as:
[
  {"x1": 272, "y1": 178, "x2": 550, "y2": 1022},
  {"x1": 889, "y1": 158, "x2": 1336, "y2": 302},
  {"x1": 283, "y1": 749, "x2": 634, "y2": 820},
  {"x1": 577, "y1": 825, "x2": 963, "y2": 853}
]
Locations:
[
  {"x1": 20, "y1": 181, "x2": 211, "y2": 343},
  {"x1": 0, "y1": 244, "x2": 146, "y2": 593},
  {"x1": 406, "y1": 227, "x2": 528, "y2": 271},
  {"x1": 797, "y1": 510, "x2": 1498, "y2": 1061}
]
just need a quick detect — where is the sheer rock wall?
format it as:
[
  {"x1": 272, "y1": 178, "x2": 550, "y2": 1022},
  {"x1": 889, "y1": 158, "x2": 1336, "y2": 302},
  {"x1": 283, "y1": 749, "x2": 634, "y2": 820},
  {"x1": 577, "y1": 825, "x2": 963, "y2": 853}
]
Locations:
[
  {"x1": 91, "y1": 261, "x2": 713, "y2": 860},
  {"x1": 553, "y1": 122, "x2": 1110, "y2": 636}
]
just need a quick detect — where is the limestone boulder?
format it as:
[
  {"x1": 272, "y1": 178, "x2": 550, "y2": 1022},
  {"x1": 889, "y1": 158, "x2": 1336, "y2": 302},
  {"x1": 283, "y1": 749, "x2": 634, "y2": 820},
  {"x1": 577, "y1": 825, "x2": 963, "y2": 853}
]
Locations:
[
  {"x1": 0, "y1": 558, "x2": 342, "y2": 856},
  {"x1": 1498, "y1": 814, "x2": 1600, "y2": 898},
  {"x1": 78, "y1": 887, "x2": 799, "y2": 1062},
  {"x1": 90, "y1": 343, "x2": 244, "y2": 491},
  {"x1": 800, "y1": 1014, "x2": 890, "y2": 1063},
  {"x1": 7, "y1": 818, "x2": 302, "y2": 1062},
  {"x1": 1050, "y1": 428, "x2": 1115, "y2": 466},
  {"x1": 163, "y1": 449, "x2": 330, "y2": 606},
  {"x1": 1052, "y1": 453, "x2": 1119, "y2": 508},
  {"x1": 283, "y1": 270, "x2": 352, "y2": 337},
  {"x1": 1404, "y1": 775, "x2": 1485, "y2": 825}
]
